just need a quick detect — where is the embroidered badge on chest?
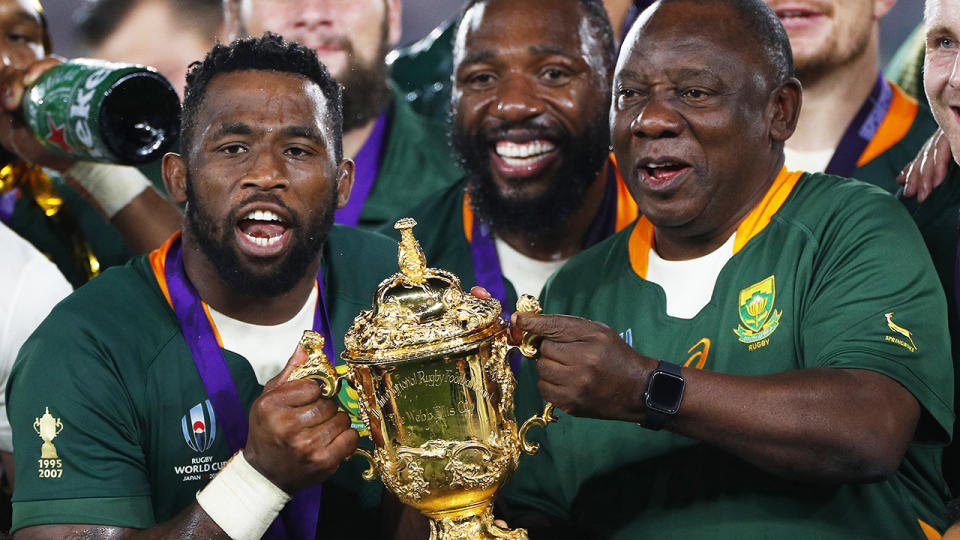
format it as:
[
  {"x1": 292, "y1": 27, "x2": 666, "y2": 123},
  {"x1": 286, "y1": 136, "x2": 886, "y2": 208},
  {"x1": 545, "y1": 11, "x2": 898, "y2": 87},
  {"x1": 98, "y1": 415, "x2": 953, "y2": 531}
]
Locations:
[
  {"x1": 34, "y1": 407, "x2": 63, "y2": 478},
  {"x1": 734, "y1": 275, "x2": 782, "y2": 349},
  {"x1": 181, "y1": 400, "x2": 217, "y2": 453}
]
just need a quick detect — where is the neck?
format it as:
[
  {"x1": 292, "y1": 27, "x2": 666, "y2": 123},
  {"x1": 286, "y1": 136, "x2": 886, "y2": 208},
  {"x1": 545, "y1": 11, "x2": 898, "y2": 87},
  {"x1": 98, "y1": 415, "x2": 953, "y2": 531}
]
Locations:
[
  {"x1": 180, "y1": 233, "x2": 320, "y2": 325},
  {"x1": 497, "y1": 162, "x2": 610, "y2": 261},
  {"x1": 343, "y1": 117, "x2": 379, "y2": 160},
  {"x1": 788, "y1": 32, "x2": 880, "y2": 153},
  {"x1": 654, "y1": 157, "x2": 784, "y2": 261}
]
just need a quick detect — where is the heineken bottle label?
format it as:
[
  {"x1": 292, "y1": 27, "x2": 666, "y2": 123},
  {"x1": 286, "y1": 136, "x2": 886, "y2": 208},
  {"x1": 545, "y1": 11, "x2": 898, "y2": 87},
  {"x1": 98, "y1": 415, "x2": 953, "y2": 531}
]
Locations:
[{"x1": 22, "y1": 59, "x2": 147, "y2": 163}]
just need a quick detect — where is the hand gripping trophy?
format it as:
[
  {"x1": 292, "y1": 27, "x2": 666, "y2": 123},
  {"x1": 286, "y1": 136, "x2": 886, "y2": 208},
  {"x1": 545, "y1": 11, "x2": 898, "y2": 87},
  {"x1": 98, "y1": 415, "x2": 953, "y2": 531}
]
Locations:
[{"x1": 291, "y1": 218, "x2": 557, "y2": 539}]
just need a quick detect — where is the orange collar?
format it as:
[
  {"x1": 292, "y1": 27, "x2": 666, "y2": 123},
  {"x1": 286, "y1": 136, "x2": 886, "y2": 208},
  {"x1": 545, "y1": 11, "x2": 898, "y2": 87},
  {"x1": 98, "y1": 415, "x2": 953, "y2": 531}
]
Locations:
[
  {"x1": 857, "y1": 81, "x2": 918, "y2": 167},
  {"x1": 628, "y1": 167, "x2": 804, "y2": 279}
]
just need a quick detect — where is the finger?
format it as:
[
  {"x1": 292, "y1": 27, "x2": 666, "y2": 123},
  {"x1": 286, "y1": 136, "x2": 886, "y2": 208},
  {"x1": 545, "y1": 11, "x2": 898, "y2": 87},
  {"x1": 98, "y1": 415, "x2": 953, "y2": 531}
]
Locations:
[
  {"x1": 288, "y1": 397, "x2": 342, "y2": 428},
  {"x1": 536, "y1": 355, "x2": 572, "y2": 386},
  {"x1": 264, "y1": 341, "x2": 312, "y2": 393},
  {"x1": 22, "y1": 57, "x2": 62, "y2": 88},
  {"x1": 514, "y1": 313, "x2": 590, "y2": 341},
  {"x1": 308, "y1": 424, "x2": 360, "y2": 468},
  {"x1": 470, "y1": 286, "x2": 491, "y2": 299},
  {"x1": 259, "y1": 378, "x2": 325, "y2": 409},
  {"x1": 901, "y1": 159, "x2": 918, "y2": 196},
  {"x1": 494, "y1": 520, "x2": 509, "y2": 529}
]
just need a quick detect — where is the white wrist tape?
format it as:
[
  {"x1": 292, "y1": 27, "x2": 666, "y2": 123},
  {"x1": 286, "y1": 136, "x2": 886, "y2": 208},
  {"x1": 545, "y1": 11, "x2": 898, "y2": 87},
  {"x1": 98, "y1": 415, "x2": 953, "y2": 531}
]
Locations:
[
  {"x1": 65, "y1": 162, "x2": 150, "y2": 219},
  {"x1": 196, "y1": 451, "x2": 291, "y2": 540}
]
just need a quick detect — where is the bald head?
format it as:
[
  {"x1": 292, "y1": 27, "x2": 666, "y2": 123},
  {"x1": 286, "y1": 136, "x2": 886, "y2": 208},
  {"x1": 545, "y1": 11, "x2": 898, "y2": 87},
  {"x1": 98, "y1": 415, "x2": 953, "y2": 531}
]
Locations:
[{"x1": 630, "y1": 0, "x2": 793, "y2": 86}]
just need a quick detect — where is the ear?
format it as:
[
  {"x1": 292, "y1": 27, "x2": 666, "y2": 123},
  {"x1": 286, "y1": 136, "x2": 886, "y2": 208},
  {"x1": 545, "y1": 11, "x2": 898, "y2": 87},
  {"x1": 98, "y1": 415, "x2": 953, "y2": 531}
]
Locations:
[
  {"x1": 874, "y1": 0, "x2": 897, "y2": 19},
  {"x1": 163, "y1": 152, "x2": 189, "y2": 204},
  {"x1": 386, "y1": 0, "x2": 402, "y2": 48},
  {"x1": 768, "y1": 78, "x2": 802, "y2": 144},
  {"x1": 335, "y1": 158, "x2": 355, "y2": 210}
]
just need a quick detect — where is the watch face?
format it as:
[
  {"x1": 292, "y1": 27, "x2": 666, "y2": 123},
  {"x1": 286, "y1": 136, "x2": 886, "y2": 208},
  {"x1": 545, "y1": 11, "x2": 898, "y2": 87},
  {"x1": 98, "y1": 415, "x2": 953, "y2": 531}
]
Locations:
[{"x1": 648, "y1": 372, "x2": 684, "y2": 413}]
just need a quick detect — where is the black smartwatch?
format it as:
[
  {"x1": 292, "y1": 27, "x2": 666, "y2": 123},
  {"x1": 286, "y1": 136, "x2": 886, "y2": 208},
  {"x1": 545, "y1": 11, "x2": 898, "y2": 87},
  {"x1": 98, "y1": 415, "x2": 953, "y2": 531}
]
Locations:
[{"x1": 643, "y1": 360, "x2": 685, "y2": 430}]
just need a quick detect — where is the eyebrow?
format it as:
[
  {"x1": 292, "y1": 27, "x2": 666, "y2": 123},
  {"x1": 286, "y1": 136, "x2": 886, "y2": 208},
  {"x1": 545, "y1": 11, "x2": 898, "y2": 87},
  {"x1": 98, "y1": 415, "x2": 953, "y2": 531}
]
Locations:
[
  {"x1": 461, "y1": 49, "x2": 497, "y2": 66},
  {"x1": 282, "y1": 125, "x2": 322, "y2": 141},
  {"x1": 529, "y1": 44, "x2": 578, "y2": 59},
  {"x1": 926, "y1": 24, "x2": 956, "y2": 40},
  {"x1": 212, "y1": 122, "x2": 252, "y2": 138}
]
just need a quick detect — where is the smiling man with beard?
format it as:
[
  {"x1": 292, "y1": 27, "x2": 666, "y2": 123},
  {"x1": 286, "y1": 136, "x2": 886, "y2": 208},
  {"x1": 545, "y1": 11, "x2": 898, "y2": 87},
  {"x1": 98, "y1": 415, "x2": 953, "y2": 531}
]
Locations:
[
  {"x1": 229, "y1": 0, "x2": 462, "y2": 230},
  {"x1": 6, "y1": 34, "x2": 400, "y2": 540},
  {"x1": 762, "y1": 0, "x2": 937, "y2": 192},
  {"x1": 384, "y1": 0, "x2": 638, "y2": 336},
  {"x1": 502, "y1": 0, "x2": 954, "y2": 538}
]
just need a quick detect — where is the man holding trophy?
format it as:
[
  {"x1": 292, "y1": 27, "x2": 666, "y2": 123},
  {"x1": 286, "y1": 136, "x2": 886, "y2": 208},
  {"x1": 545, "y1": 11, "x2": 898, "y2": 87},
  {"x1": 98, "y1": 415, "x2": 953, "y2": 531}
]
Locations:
[
  {"x1": 6, "y1": 34, "x2": 401, "y2": 539},
  {"x1": 501, "y1": 0, "x2": 955, "y2": 538}
]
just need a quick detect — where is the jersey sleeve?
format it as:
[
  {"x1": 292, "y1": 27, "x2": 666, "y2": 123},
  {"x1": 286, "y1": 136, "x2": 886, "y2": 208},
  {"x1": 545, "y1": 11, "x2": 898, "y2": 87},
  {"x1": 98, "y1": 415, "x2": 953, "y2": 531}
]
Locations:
[
  {"x1": 799, "y1": 189, "x2": 954, "y2": 443},
  {"x1": 0, "y1": 251, "x2": 72, "y2": 453},
  {"x1": 7, "y1": 300, "x2": 155, "y2": 531}
]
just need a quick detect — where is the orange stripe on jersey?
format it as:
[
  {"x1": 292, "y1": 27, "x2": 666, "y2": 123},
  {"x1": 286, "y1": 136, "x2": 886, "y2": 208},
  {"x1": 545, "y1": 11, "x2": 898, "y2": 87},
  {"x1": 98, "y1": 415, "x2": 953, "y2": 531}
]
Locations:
[
  {"x1": 627, "y1": 216, "x2": 656, "y2": 279},
  {"x1": 732, "y1": 167, "x2": 804, "y2": 254},
  {"x1": 610, "y1": 153, "x2": 639, "y2": 231},
  {"x1": 919, "y1": 519, "x2": 942, "y2": 540},
  {"x1": 628, "y1": 167, "x2": 803, "y2": 279},
  {"x1": 148, "y1": 231, "x2": 181, "y2": 308},
  {"x1": 148, "y1": 230, "x2": 225, "y2": 347},
  {"x1": 463, "y1": 191, "x2": 474, "y2": 243},
  {"x1": 857, "y1": 82, "x2": 918, "y2": 167}
]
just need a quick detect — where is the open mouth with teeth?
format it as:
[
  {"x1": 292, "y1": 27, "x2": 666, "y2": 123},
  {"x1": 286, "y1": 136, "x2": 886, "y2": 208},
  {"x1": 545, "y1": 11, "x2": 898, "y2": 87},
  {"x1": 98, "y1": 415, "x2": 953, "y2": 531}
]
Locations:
[
  {"x1": 774, "y1": 7, "x2": 825, "y2": 29},
  {"x1": 491, "y1": 139, "x2": 558, "y2": 178},
  {"x1": 236, "y1": 208, "x2": 291, "y2": 255},
  {"x1": 640, "y1": 160, "x2": 691, "y2": 188}
]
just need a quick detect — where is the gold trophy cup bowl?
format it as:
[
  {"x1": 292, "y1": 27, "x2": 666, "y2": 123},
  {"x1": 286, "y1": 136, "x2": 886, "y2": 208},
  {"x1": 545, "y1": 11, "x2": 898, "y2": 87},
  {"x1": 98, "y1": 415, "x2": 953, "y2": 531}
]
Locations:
[{"x1": 291, "y1": 218, "x2": 556, "y2": 540}]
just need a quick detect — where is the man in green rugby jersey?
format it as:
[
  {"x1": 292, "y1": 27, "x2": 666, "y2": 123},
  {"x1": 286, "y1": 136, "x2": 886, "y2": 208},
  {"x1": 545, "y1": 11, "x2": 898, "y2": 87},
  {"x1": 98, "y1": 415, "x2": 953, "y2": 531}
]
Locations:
[
  {"x1": 7, "y1": 34, "x2": 401, "y2": 539},
  {"x1": 502, "y1": 0, "x2": 954, "y2": 538}
]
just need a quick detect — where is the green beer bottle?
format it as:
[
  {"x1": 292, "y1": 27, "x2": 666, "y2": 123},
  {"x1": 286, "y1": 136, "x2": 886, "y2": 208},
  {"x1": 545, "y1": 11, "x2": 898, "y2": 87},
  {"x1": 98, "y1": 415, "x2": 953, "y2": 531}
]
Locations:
[{"x1": 22, "y1": 59, "x2": 180, "y2": 165}]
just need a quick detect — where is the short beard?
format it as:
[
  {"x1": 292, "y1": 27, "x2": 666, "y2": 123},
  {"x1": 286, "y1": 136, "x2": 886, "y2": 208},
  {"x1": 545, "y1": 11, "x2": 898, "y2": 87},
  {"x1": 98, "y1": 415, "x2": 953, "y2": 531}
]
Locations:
[
  {"x1": 339, "y1": 20, "x2": 392, "y2": 131},
  {"x1": 452, "y1": 115, "x2": 610, "y2": 241},
  {"x1": 184, "y1": 175, "x2": 337, "y2": 297}
]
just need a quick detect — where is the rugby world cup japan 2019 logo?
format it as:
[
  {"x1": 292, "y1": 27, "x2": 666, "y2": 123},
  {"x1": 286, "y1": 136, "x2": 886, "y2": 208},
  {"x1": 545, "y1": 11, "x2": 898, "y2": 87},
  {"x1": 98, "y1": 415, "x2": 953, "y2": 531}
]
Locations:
[{"x1": 181, "y1": 400, "x2": 217, "y2": 453}]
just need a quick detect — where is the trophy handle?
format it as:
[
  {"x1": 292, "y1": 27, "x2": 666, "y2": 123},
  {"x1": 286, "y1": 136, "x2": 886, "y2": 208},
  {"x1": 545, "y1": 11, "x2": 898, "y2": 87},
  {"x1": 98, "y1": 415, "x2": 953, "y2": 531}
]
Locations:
[
  {"x1": 288, "y1": 331, "x2": 344, "y2": 398},
  {"x1": 519, "y1": 403, "x2": 558, "y2": 455},
  {"x1": 514, "y1": 294, "x2": 543, "y2": 358},
  {"x1": 512, "y1": 295, "x2": 559, "y2": 455},
  {"x1": 351, "y1": 448, "x2": 377, "y2": 481}
]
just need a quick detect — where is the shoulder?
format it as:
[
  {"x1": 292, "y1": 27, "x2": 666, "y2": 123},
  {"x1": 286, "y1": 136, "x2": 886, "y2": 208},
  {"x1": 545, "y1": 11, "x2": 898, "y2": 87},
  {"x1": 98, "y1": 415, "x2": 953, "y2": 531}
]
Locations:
[
  {"x1": 542, "y1": 225, "x2": 634, "y2": 302},
  {"x1": 779, "y1": 172, "x2": 915, "y2": 235},
  {"x1": 325, "y1": 225, "x2": 397, "y2": 300},
  {"x1": 17, "y1": 255, "x2": 178, "y2": 373}
]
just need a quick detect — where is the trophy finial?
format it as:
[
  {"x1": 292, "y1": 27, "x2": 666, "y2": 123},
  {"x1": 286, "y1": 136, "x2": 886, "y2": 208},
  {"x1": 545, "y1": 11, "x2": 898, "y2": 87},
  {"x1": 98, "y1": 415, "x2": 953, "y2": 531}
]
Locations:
[{"x1": 394, "y1": 218, "x2": 427, "y2": 284}]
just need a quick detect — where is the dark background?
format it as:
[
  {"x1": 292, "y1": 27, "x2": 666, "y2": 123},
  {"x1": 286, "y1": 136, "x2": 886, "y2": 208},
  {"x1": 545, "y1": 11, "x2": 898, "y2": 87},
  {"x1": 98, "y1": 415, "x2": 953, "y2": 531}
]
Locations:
[{"x1": 44, "y1": 0, "x2": 924, "y2": 66}]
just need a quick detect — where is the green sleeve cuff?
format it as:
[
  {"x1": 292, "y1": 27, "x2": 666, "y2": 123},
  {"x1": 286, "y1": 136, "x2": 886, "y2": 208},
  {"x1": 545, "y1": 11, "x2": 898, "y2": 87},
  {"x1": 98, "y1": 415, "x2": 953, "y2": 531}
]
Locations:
[{"x1": 12, "y1": 496, "x2": 155, "y2": 532}]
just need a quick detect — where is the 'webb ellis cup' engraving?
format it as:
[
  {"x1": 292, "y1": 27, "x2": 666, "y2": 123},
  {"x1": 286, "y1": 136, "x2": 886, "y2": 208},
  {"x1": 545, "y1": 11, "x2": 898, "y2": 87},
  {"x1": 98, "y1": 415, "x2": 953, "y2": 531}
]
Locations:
[{"x1": 290, "y1": 218, "x2": 557, "y2": 540}]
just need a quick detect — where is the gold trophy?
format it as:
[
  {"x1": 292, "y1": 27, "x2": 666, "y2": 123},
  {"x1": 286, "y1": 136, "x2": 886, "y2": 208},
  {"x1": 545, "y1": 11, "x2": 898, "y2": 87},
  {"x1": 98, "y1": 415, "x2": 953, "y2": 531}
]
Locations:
[{"x1": 291, "y1": 218, "x2": 557, "y2": 539}]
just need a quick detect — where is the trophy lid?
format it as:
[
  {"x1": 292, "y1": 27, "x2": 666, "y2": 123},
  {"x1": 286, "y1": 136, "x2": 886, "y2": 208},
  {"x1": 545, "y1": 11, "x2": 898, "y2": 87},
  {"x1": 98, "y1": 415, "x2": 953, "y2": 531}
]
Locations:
[{"x1": 342, "y1": 218, "x2": 506, "y2": 363}]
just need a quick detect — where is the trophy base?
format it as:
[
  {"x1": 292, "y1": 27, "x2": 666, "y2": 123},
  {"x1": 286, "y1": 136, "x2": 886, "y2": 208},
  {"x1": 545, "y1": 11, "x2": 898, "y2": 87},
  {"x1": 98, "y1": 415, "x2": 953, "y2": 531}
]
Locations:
[{"x1": 427, "y1": 502, "x2": 528, "y2": 540}]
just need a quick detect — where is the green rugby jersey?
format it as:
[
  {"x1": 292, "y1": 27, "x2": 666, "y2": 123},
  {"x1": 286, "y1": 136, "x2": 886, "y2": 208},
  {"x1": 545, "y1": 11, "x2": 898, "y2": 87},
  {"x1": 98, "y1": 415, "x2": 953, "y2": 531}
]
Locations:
[
  {"x1": 504, "y1": 170, "x2": 954, "y2": 539},
  {"x1": 7, "y1": 225, "x2": 396, "y2": 537},
  {"x1": 355, "y1": 86, "x2": 462, "y2": 230},
  {"x1": 852, "y1": 81, "x2": 938, "y2": 193}
]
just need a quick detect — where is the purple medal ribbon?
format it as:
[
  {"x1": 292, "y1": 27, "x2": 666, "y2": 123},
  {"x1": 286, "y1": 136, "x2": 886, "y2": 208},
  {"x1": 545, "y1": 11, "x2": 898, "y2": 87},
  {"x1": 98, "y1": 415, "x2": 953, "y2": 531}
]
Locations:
[
  {"x1": 335, "y1": 112, "x2": 388, "y2": 227},
  {"x1": 0, "y1": 188, "x2": 17, "y2": 224},
  {"x1": 164, "y1": 236, "x2": 332, "y2": 539},
  {"x1": 825, "y1": 73, "x2": 893, "y2": 178},
  {"x1": 469, "y1": 166, "x2": 619, "y2": 374}
]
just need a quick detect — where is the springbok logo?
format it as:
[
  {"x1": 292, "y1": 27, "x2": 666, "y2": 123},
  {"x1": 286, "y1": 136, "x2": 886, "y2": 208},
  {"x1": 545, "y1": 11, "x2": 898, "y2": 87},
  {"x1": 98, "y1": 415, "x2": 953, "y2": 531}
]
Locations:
[
  {"x1": 181, "y1": 400, "x2": 217, "y2": 453},
  {"x1": 884, "y1": 312, "x2": 917, "y2": 352},
  {"x1": 734, "y1": 275, "x2": 782, "y2": 344}
]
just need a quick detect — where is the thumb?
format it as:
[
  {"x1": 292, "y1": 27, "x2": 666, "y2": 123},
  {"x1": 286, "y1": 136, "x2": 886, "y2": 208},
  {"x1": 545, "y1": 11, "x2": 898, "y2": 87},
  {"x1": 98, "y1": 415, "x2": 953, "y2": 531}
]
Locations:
[{"x1": 263, "y1": 340, "x2": 311, "y2": 393}]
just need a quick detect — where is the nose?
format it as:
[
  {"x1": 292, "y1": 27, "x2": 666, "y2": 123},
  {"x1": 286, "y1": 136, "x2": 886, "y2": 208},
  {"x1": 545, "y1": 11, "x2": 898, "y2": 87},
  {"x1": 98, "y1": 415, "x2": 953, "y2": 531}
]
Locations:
[
  {"x1": 948, "y1": 51, "x2": 960, "y2": 90},
  {"x1": 629, "y1": 95, "x2": 683, "y2": 139},
  {"x1": 296, "y1": 0, "x2": 335, "y2": 28},
  {"x1": 241, "y1": 149, "x2": 289, "y2": 191},
  {"x1": 492, "y1": 74, "x2": 545, "y2": 123}
]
